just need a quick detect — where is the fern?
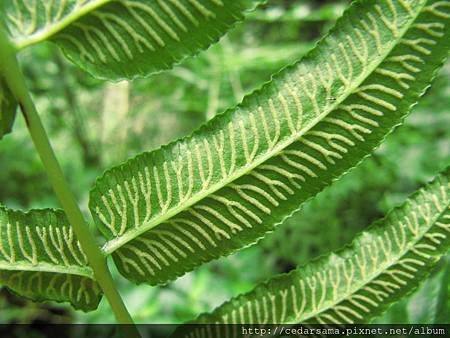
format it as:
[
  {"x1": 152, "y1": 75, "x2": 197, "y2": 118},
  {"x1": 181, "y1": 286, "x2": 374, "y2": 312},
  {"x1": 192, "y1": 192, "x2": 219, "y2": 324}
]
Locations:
[
  {"x1": 173, "y1": 168, "x2": 450, "y2": 335},
  {"x1": 0, "y1": 206, "x2": 102, "y2": 311},
  {"x1": 0, "y1": 0, "x2": 449, "y2": 329},
  {"x1": 89, "y1": 0, "x2": 450, "y2": 286},
  {"x1": 1, "y1": 0, "x2": 263, "y2": 80}
]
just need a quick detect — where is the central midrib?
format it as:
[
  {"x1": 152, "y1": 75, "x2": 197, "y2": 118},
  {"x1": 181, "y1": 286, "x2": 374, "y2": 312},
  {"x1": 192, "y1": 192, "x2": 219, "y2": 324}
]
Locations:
[
  {"x1": 0, "y1": 261, "x2": 94, "y2": 278},
  {"x1": 14, "y1": 0, "x2": 112, "y2": 49},
  {"x1": 294, "y1": 196, "x2": 449, "y2": 323},
  {"x1": 101, "y1": 2, "x2": 425, "y2": 255}
]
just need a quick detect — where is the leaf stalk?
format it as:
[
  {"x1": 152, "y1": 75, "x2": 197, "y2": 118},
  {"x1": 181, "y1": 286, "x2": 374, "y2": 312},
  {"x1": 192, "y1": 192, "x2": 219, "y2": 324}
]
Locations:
[{"x1": 0, "y1": 25, "x2": 140, "y2": 338}]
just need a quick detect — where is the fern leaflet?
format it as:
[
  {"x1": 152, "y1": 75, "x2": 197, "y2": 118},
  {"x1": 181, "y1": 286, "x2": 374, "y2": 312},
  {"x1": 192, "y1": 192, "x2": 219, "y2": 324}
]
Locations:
[
  {"x1": 175, "y1": 167, "x2": 450, "y2": 335},
  {"x1": 89, "y1": 0, "x2": 450, "y2": 286},
  {"x1": 0, "y1": 206, "x2": 102, "y2": 311},
  {"x1": 1, "y1": 0, "x2": 263, "y2": 79}
]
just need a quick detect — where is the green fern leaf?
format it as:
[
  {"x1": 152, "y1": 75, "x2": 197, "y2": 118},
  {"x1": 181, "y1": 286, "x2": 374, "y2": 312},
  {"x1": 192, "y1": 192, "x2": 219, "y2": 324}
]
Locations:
[
  {"x1": 0, "y1": 77, "x2": 17, "y2": 140},
  {"x1": 2, "y1": 0, "x2": 263, "y2": 79},
  {"x1": 175, "y1": 168, "x2": 450, "y2": 331},
  {"x1": 0, "y1": 206, "x2": 102, "y2": 311},
  {"x1": 89, "y1": 0, "x2": 450, "y2": 285}
]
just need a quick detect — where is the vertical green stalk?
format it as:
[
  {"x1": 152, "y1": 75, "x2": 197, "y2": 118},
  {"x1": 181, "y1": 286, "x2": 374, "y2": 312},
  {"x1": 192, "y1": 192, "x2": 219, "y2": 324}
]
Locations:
[{"x1": 0, "y1": 26, "x2": 140, "y2": 338}]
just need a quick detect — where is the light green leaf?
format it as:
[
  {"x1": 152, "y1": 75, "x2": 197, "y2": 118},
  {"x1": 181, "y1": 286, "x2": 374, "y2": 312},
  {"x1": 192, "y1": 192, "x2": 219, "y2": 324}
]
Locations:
[
  {"x1": 0, "y1": 206, "x2": 102, "y2": 311},
  {"x1": 175, "y1": 168, "x2": 450, "y2": 331},
  {"x1": 0, "y1": 77, "x2": 17, "y2": 140},
  {"x1": 89, "y1": 0, "x2": 450, "y2": 286},
  {"x1": 2, "y1": 0, "x2": 263, "y2": 79}
]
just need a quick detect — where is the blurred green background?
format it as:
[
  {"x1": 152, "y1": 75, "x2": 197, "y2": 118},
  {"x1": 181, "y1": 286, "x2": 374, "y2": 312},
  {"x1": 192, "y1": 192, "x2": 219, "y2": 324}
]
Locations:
[{"x1": 0, "y1": 0, "x2": 449, "y2": 325}]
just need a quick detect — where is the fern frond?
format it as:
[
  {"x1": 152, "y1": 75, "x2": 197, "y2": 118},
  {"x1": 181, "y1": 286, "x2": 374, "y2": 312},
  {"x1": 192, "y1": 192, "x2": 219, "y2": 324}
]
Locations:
[
  {"x1": 176, "y1": 168, "x2": 450, "y2": 333},
  {"x1": 89, "y1": 0, "x2": 450, "y2": 285},
  {"x1": 0, "y1": 207, "x2": 102, "y2": 311},
  {"x1": 1, "y1": 0, "x2": 263, "y2": 79}
]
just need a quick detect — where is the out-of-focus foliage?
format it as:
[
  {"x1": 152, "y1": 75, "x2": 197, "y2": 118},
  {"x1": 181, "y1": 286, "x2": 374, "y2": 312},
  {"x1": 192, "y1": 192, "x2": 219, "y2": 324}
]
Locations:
[
  {"x1": 0, "y1": 0, "x2": 448, "y2": 325},
  {"x1": 0, "y1": 77, "x2": 17, "y2": 140}
]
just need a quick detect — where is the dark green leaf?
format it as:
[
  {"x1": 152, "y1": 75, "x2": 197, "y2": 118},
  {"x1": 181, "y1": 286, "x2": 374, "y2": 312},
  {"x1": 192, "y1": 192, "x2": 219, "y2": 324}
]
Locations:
[
  {"x1": 176, "y1": 168, "x2": 450, "y2": 331},
  {"x1": 0, "y1": 206, "x2": 102, "y2": 311},
  {"x1": 89, "y1": 0, "x2": 450, "y2": 286},
  {"x1": 3, "y1": 0, "x2": 263, "y2": 79}
]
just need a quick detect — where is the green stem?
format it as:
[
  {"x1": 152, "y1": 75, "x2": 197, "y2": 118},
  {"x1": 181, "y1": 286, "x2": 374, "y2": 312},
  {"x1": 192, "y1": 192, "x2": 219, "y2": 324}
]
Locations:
[{"x1": 0, "y1": 26, "x2": 140, "y2": 338}]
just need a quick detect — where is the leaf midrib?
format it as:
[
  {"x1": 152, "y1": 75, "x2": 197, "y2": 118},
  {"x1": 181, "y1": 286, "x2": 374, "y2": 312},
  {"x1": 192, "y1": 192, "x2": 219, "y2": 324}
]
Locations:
[
  {"x1": 13, "y1": 0, "x2": 111, "y2": 50},
  {"x1": 102, "y1": 2, "x2": 425, "y2": 255},
  {"x1": 0, "y1": 261, "x2": 94, "y2": 278},
  {"x1": 293, "y1": 197, "x2": 449, "y2": 324}
]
